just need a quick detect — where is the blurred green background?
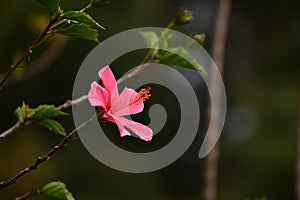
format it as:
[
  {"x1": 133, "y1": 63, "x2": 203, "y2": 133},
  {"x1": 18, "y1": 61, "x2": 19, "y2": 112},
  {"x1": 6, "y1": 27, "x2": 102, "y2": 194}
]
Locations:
[{"x1": 0, "y1": 0, "x2": 299, "y2": 199}]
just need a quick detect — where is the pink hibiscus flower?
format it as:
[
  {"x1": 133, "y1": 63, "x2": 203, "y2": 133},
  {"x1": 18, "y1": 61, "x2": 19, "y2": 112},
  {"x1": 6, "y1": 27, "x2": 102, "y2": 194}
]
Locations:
[{"x1": 88, "y1": 65, "x2": 153, "y2": 141}]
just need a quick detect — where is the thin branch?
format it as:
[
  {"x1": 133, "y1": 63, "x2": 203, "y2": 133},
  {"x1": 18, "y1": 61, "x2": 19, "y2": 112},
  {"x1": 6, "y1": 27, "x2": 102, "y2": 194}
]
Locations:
[
  {"x1": 0, "y1": 115, "x2": 96, "y2": 190},
  {"x1": 3, "y1": 37, "x2": 69, "y2": 86},
  {"x1": 203, "y1": 0, "x2": 231, "y2": 200},
  {"x1": 0, "y1": 120, "x2": 27, "y2": 141},
  {"x1": 0, "y1": 17, "x2": 58, "y2": 91},
  {"x1": 116, "y1": 63, "x2": 151, "y2": 84},
  {"x1": 15, "y1": 190, "x2": 39, "y2": 200},
  {"x1": 0, "y1": 132, "x2": 73, "y2": 190},
  {"x1": 57, "y1": 94, "x2": 88, "y2": 110}
]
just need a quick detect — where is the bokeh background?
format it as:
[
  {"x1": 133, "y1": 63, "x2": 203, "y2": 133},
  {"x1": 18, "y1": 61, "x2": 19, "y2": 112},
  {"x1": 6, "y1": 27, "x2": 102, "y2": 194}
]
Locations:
[{"x1": 0, "y1": 0, "x2": 299, "y2": 199}]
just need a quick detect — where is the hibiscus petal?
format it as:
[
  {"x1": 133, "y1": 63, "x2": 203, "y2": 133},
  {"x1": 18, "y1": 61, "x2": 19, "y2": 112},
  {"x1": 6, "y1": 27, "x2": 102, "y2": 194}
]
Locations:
[
  {"x1": 117, "y1": 117, "x2": 153, "y2": 141},
  {"x1": 98, "y1": 66, "x2": 118, "y2": 101},
  {"x1": 110, "y1": 116, "x2": 131, "y2": 137},
  {"x1": 88, "y1": 81, "x2": 109, "y2": 109},
  {"x1": 112, "y1": 87, "x2": 144, "y2": 116}
]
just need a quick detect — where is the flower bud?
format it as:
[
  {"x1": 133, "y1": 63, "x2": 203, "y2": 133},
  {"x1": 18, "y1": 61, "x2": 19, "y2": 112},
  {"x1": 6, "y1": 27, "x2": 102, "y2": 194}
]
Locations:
[
  {"x1": 174, "y1": 8, "x2": 193, "y2": 26},
  {"x1": 193, "y1": 33, "x2": 206, "y2": 45}
]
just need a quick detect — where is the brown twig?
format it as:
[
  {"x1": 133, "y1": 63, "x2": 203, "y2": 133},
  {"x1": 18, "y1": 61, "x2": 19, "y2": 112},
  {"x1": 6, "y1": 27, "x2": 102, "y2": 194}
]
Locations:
[
  {"x1": 0, "y1": 120, "x2": 28, "y2": 141},
  {"x1": 15, "y1": 190, "x2": 39, "y2": 200},
  {"x1": 5, "y1": 37, "x2": 69, "y2": 86},
  {"x1": 0, "y1": 114, "x2": 96, "y2": 190},
  {"x1": 116, "y1": 63, "x2": 151, "y2": 84},
  {"x1": 57, "y1": 94, "x2": 88, "y2": 110},
  {"x1": 0, "y1": 17, "x2": 58, "y2": 91},
  {"x1": 203, "y1": 0, "x2": 231, "y2": 200},
  {"x1": 0, "y1": 132, "x2": 73, "y2": 190}
]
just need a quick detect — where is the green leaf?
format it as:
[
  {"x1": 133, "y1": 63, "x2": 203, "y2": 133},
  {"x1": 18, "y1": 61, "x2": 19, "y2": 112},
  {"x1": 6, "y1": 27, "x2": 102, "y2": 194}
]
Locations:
[
  {"x1": 158, "y1": 47, "x2": 206, "y2": 74},
  {"x1": 140, "y1": 31, "x2": 160, "y2": 56},
  {"x1": 39, "y1": 119, "x2": 66, "y2": 136},
  {"x1": 140, "y1": 31, "x2": 159, "y2": 48},
  {"x1": 15, "y1": 102, "x2": 27, "y2": 120},
  {"x1": 159, "y1": 33, "x2": 168, "y2": 49},
  {"x1": 40, "y1": 181, "x2": 75, "y2": 200},
  {"x1": 38, "y1": 0, "x2": 60, "y2": 18},
  {"x1": 53, "y1": 21, "x2": 100, "y2": 43},
  {"x1": 62, "y1": 11, "x2": 105, "y2": 30},
  {"x1": 30, "y1": 105, "x2": 68, "y2": 119},
  {"x1": 14, "y1": 102, "x2": 35, "y2": 120}
]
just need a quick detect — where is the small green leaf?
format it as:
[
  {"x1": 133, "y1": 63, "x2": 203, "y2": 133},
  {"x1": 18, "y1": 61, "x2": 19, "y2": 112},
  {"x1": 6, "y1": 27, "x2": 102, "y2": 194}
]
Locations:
[
  {"x1": 158, "y1": 47, "x2": 206, "y2": 74},
  {"x1": 30, "y1": 105, "x2": 67, "y2": 119},
  {"x1": 53, "y1": 21, "x2": 100, "y2": 43},
  {"x1": 15, "y1": 102, "x2": 26, "y2": 120},
  {"x1": 40, "y1": 181, "x2": 75, "y2": 200},
  {"x1": 140, "y1": 31, "x2": 160, "y2": 57},
  {"x1": 14, "y1": 102, "x2": 35, "y2": 120},
  {"x1": 62, "y1": 11, "x2": 105, "y2": 30},
  {"x1": 140, "y1": 31, "x2": 159, "y2": 48},
  {"x1": 38, "y1": 0, "x2": 60, "y2": 18},
  {"x1": 39, "y1": 119, "x2": 66, "y2": 136}
]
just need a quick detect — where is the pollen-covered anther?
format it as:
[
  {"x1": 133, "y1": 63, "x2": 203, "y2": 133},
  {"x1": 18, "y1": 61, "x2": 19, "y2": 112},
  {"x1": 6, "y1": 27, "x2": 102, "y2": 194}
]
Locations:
[{"x1": 130, "y1": 87, "x2": 151, "y2": 105}]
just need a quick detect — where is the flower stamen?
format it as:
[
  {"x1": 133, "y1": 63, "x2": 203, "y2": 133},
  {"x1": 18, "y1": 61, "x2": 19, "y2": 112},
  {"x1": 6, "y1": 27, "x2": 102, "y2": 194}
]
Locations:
[{"x1": 130, "y1": 86, "x2": 151, "y2": 106}]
